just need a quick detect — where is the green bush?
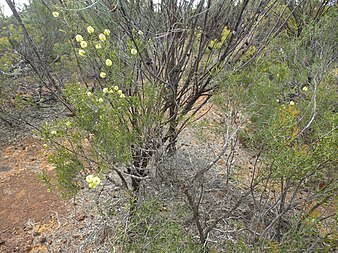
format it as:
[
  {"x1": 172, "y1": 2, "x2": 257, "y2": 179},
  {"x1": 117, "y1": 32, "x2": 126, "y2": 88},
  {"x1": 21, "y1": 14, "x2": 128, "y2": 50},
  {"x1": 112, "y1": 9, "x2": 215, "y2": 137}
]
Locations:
[{"x1": 114, "y1": 199, "x2": 204, "y2": 253}]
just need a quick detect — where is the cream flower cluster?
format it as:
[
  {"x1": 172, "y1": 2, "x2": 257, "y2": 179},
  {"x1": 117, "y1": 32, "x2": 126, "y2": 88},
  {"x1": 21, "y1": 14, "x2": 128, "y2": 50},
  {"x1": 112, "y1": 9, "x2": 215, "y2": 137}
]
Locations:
[
  {"x1": 87, "y1": 26, "x2": 95, "y2": 34},
  {"x1": 86, "y1": 85, "x2": 126, "y2": 100},
  {"x1": 75, "y1": 26, "x2": 110, "y2": 57},
  {"x1": 98, "y1": 59, "x2": 113, "y2": 79},
  {"x1": 102, "y1": 86, "x2": 126, "y2": 98},
  {"x1": 100, "y1": 72, "x2": 107, "y2": 78},
  {"x1": 86, "y1": 175, "x2": 101, "y2": 189}
]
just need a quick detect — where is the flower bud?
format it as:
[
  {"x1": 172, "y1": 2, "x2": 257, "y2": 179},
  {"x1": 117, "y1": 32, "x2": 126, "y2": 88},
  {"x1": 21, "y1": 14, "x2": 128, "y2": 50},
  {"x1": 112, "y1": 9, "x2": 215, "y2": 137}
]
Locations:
[
  {"x1": 80, "y1": 41, "x2": 88, "y2": 48},
  {"x1": 105, "y1": 59, "x2": 112, "y2": 67},
  {"x1": 87, "y1": 26, "x2": 95, "y2": 34},
  {"x1": 99, "y1": 33, "x2": 106, "y2": 42},
  {"x1": 75, "y1": 34, "x2": 83, "y2": 42},
  {"x1": 79, "y1": 49, "x2": 86, "y2": 56},
  {"x1": 130, "y1": 48, "x2": 137, "y2": 55}
]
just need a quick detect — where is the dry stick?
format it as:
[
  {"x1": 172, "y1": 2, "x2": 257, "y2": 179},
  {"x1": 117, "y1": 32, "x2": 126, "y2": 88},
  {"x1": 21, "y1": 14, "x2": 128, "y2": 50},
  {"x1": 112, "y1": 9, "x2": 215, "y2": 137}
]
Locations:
[
  {"x1": 259, "y1": 174, "x2": 335, "y2": 240},
  {"x1": 236, "y1": 0, "x2": 307, "y2": 72},
  {"x1": 193, "y1": 127, "x2": 239, "y2": 182},
  {"x1": 297, "y1": 190, "x2": 337, "y2": 231},
  {"x1": 297, "y1": 78, "x2": 319, "y2": 136},
  {"x1": 297, "y1": 52, "x2": 337, "y2": 135},
  {"x1": 204, "y1": 190, "x2": 252, "y2": 237},
  {"x1": 250, "y1": 150, "x2": 262, "y2": 210},
  {"x1": 5, "y1": 0, "x2": 75, "y2": 115},
  {"x1": 225, "y1": 133, "x2": 238, "y2": 187},
  {"x1": 183, "y1": 188, "x2": 206, "y2": 243}
]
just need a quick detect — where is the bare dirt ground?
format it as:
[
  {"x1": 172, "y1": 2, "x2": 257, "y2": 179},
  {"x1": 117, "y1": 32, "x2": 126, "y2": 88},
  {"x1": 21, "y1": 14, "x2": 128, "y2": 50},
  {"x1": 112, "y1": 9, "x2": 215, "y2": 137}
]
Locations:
[{"x1": 0, "y1": 138, "x2": 68, "y2": 252}]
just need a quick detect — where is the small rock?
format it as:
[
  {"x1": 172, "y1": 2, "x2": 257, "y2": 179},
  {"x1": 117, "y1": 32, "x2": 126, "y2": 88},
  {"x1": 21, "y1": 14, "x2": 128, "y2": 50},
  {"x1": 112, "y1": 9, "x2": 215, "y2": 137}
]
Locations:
[
  {"x1": 0, "y1": 239, "x2": 5, "y2": 245},
  {"x1": 33, "y1": 231, "x2": 40, "y2": 236},
  {"x1": 73, "y1": 234, "x2": 81, "y2": 239},
  {"x1": 75, "y1": 212, "x2": 86, "y2": 222},
  {"x1": 39, "y1": 236, "x2": 47, "y2": 243},
  {"x1": 24, "y1": 245, "x2": 32, "y2": 251},
  {"x1": 0, "y1": 166, "x2": 11, "y2": 172}
]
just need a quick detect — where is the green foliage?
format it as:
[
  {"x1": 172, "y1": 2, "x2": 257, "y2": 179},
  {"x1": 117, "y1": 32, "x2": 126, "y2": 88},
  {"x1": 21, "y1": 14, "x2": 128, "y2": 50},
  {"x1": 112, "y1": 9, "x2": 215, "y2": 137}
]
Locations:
[
  {"x1": 21, "y1": 0, "x2": 69, "y2": 61},
  {"x1": 213, "y1": 9, "x2": 337, "y2": 250},
  {"x1": 208, "y1": 26, "x2": 231, "y2": 49},
  {"x1": 222, "y1": 212, "x2": 337, "y2": 253},
  {"x1": 48, "y1": 146, "x2": 84, "y2": 197},
  {"x1": 38, "y1": 82, "x2": 133, "y2": 196},
  {"x1": 115, "y1": 199, "x2": 204, "y2": 253},
  {"x1": 223, "y1": 11, "x2": 337, "y2": 182}
]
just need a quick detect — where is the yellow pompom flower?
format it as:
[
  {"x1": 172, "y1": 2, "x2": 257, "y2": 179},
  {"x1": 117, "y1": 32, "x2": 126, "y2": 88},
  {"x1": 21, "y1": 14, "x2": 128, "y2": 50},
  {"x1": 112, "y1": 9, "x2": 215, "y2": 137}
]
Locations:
[
  {"x1": 87, "y1": 175, "x2": 101, "y2": 189},
  {"x1": 289, "y1": 101, "x2": 295, "y2": 106},
  {"x1": 52, "y1": 12, "x2": 59, "y2": 17},
  {"x1": 105, "y1": 59, "x2": 112, "y2": 67},
  {"x1": 51, "y1": 130, "x2": 57, "y2": 135},
  {"x1": 79, "y1": 49, "x2": 86, "y2": 56},
  {"x1": 104, "y1": 29, "x2": 110, "y2": 36},
  {"x1": 80, "y1": 41, "x2": 88, "y2": 48},
  {"x1": 87, "y1": 91, "x2": 93, "y2": 97},
  {"x1": 103, "y1": 88, "x2": 108, "y2": 93},
  {"x1": 100, "y1": 72, "x2": 106, "y2": 78},
  {"x1": 130, "y1": 48, "x2": 138, "y2": 55},
  {"x1": 302, "y1": 86, "x2": 308, "y2": 92},
  {"x1": 138, "y1": 30, "x2": 144, "y2": 36},
  {"x1": 95, "y1": 44, "x2": 102, "y2": 49},
  {"x1": 75, "y1": 34, "x2": 83, "y2": 42},
  {"x1": 86, "y1": 175, "x2": 94, "y2": 183},
  {"x1": 98, "y1": 98, "x2": 104, "y2": 103},
  {"x1": 99, "y1": 33, "x2": 106, "y2": 42},
  {"x1": 120, "y1": 94, "x2": 125, "y2": 99},
  {"x1": 117, "y1": 90, "x2": 123, "y2": 95},
  {"x1": 113, "y1": 85, "x2": 119, "y2": 91},
  {"x1": 92, "y1": 176, "x2": 101, "y2": 185},
  {"x1": 87, "y1": 26, "x2": 95, "y2": 34}
]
